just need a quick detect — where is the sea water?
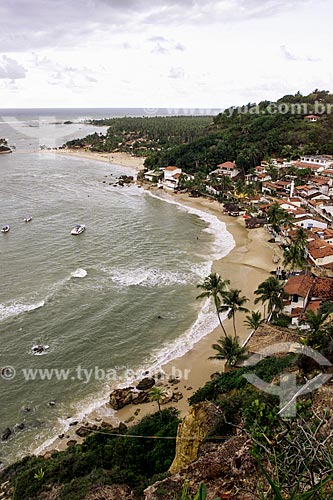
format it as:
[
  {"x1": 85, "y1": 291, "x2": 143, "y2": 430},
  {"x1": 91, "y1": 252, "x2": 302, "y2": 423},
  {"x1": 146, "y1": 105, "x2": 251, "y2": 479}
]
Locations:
[{"x1": 0, "y1": 110, "x2": 234, "y2": 465}]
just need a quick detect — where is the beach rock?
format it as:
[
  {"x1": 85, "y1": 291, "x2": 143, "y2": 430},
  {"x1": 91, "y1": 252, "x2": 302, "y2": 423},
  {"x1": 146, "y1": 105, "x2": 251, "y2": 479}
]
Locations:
[
  {"x1": 134, "y1": 408, "x2": 141, "y2": 416},
  {"x1": 101, "y1": 421, "x2": 116, "y2": 431},
  {"x1": 132, "y1": 391, "x2": 150, "y2": 405},
  {"x1": 1, "y1": 428, "x2": 11, "y2": 441},
  {"x1": 13, "y1": 423, "x2": 24, "y2": 432},
  {"x1": 109, "y1": 387, "x2": 133, "y2": 410},
  {"x1": 125, "y1": 416, "x2": 135, "y2": 424},
  {"x1": 187, "y1": 387, "x2": 193, "y2": 391},
  {"x1": 58, "y1": 434, "x2": 64, "y2": 439},
  {"x1": 67, "y1": 440, "x2": 77, "y2": 447},
  {"x1": 161, "y1": 389, "x2": 174, "y2": 405},
  {"x1": 69, "y1": 421, "x2": 79, "y2": 427},
  {"x1": 168, "y1": 377, "x2": 180, "y2": 385},
  {"x1": 136, "y1": 377, "x2": 155, "y2": 391},
  {"x1": 172, "y1": 392, "x2": 183, "y2": 402},
  {"x1": 118, "y1": 422, "x2": 127, "y2": 433},
  {"x1": 76, "y1": 426, "x2": 93, "y2": 438}
]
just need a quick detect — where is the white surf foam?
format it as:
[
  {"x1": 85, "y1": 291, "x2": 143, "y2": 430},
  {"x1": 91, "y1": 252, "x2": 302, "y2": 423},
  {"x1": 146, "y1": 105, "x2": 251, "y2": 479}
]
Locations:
[
  {"x1": 0, "y1": 300, "x2": 45, "y2": 322},
  {"x1": 146, "y1": 190, "x2": 235, "y2": 261},
  {"x1": 70, "y1": 268, "x2": 88, "y2": 278}
]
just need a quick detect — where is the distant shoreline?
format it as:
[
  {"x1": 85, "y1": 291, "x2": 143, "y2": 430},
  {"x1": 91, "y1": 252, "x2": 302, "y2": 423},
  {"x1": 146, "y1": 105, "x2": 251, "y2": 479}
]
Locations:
[{"x1": 45, "y1": 148, "x2": 146, "y2": 171}]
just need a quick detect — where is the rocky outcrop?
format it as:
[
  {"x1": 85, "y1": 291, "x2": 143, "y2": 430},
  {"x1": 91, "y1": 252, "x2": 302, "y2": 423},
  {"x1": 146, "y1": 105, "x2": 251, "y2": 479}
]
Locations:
[
  {"x1": 169, "y1": 402, "x2": 218, "y2": 474},
  {"x1": 145, "y1": 437, "x2": 257, "y2": 500},
  {"x1": 109, "y1": 387, "x2": 134, "y2": 410},
  {"x1": 136, "y1": 377, "x2": 155, "y2": 391}
]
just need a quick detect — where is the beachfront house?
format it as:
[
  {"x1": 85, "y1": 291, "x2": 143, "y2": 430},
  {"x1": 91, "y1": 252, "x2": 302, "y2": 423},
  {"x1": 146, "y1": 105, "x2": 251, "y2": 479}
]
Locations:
[
  {"x1": 159, "y1": 166, "x2": 182, "y2": 190},
  {"x1": 144, "y1": 169, "x2": 163, "y2": 183}
]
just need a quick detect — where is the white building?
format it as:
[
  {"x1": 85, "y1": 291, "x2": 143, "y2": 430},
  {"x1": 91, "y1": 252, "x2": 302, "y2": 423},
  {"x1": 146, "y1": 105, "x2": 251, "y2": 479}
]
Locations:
[
  {"x1": 211, "y1": 161, "x2": 239, "y2": 178},
  {"x1": 159, "y1": 166, "x2": 182, "y2": 190}
]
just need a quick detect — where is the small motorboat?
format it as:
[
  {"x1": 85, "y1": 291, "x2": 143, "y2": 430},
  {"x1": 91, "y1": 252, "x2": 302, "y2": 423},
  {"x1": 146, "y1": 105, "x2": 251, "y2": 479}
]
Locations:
[
  {"x1": 32, "y1": 344, "x2": 50, "y2": 355},
  {"x1": 24, "y1": 215, "x2": 32, "y2": 222},
  {"x1": 1, "y1": 224, "x2": 10, "y2": 233},
  {"x1": 71, "y1": 224, "x2": 86, "y2": 235}
]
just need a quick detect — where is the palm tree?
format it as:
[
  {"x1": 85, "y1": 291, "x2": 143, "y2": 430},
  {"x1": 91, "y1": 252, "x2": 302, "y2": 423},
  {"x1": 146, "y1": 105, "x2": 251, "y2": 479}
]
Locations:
[
  {"x1": 197, "y1": 273, "x2": 230, "y2": 336},
  {"x1": 301, "y1": 309, "x2": 329, "y2": 335},
  {"x1": 294, "y1": 227, "x2": 308, "y2": 250},
  {"x1": 283, "y1": 243, "x2": 307, "y2": 275},
  {"x1": 244, "y1": 310, "x2": 265, "y2": 331},
  {"x1": 254, "y1": 276, "x2": 285, "y2": 321},
  {"x1": 218, "y1": 288, "x2": 249, "y2": 337},
  {"x1": 209, "y1": 335, "x2": 248, "y2": 367},
  {"x1": 267, "y1": 202, "x2": 288, "y2": 230},
  {"x1": 149, "y1": 386, "x2": 166, "y2": 414}
]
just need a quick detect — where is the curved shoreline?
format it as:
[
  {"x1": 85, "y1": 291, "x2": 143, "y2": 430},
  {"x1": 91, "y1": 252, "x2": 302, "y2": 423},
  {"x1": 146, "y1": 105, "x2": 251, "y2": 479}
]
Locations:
[{"x1": 31, "y1": 150, "x2": 276, "y2": 457}]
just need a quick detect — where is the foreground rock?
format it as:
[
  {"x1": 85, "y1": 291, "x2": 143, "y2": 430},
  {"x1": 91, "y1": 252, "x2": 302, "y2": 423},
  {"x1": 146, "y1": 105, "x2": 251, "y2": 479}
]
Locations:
[
  {"x1": 145, "y1": 436, "x2": 256, "y2": 500},
  {"x1": 169, "y1": 402, "x2": 218, "y2": 474}
]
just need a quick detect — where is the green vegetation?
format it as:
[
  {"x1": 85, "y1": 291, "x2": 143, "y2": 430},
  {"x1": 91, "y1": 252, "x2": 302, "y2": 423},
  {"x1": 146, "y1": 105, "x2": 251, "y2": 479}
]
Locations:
[
  {"x1": 209, "y1": 335, "x2": 248, "y2": 367},
  {"x1": 189, "y1": 355, "x2": 296, "y2": 405},
  {"x1": 65, "y1": 91, "x2": 333, "y2": 177},
  {"x1": 66, "y1": 116, "x2": 212, "y2": 154},
  {"x1": 254, "y1": 276, "x2": 285, "y2": 320},
  {"x1": 218, "y1": 288, "x2": 249, "y2": 337},
  {"x1": 196, "y1": 273, "x2": 230, "y2": 337},
  {"x1": 145, "y1": 90, "x2": 333, "y2": 174},
  {"x1": 1, "y1": 409, "x2": 180, "y2": 500}
]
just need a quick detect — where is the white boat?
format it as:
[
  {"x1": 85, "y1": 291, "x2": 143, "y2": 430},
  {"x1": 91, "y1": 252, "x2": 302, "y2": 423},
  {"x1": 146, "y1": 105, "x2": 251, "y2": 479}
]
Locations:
[
  {"x1": 24, "y1": 215, "x2": 32, "y2": 222},
  {"x1": 1, "y1": 224, "x2": 10, "y2": 233},
  {"x1": 71, "y1": 224, "x2": 86, "y2": 235}
]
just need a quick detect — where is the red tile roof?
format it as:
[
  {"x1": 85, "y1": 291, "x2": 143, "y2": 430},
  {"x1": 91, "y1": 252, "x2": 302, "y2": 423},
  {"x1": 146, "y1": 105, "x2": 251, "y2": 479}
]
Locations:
[
  {"x1": 308, "y1": 240, "x2": 333, "y2": 259},
  {"x1": 164, "y1": 166, "x2": 179, "y2": 171},
  {"x1": 312, "y1": 277, "x2": 333, "y2": 300},
  {"x1": 284, "y1": 275, "x2": 314, "y2": 298},
  {"x1": 217, "y1": 161, "x2": 236, "y2": 169}
]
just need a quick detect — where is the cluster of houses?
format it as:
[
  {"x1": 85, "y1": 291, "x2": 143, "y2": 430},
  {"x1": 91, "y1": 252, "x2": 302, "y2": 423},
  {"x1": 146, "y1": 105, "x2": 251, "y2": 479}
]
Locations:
[
  {"x1": 144, "y1": 161, "x2": 239, "y2": 191},
  {"x1": 144, "y1": 154, "x2": 333, "y2": 328}
]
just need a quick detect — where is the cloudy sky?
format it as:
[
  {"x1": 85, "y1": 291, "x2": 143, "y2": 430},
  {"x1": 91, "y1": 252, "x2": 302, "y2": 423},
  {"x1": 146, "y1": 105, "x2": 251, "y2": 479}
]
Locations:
[{"x1": 0, "y1": 0, "x2": 332, "y2": 109}]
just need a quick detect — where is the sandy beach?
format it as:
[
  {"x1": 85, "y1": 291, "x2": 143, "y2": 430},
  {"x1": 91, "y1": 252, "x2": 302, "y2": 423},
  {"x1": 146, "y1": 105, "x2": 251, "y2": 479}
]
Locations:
[
  {"x1": 39, "y1": 151, "x2": 278, "y2": 454},
  {"x1": 50, "y1": 148, "x2": 146, "y2": 171}
]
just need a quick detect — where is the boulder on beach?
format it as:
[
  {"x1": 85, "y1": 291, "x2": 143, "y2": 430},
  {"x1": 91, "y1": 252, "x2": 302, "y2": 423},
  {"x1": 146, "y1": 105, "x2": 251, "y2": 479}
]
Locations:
[
  {"x1": 132, "y1": 391, "x2": 149, "y2": 405},
  {"x1": 161, "y1": 389, "x2": 174, "y2": 405},
  {"x1": 136, "y1": 377, "x2": 155, "y2": 391},
  {"x1": 109, "y1": 387, "x2": 133, "y2": 410},
  {"x1": 75, "y1": 425, "x2": 96, "y2": 438}
]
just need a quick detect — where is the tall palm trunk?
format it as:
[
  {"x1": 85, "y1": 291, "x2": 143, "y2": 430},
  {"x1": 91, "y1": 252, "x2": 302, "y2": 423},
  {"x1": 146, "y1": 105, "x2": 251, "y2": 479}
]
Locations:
[
  {"x1": 215, "y1": 296, "x2": 227, "y2": 337},
  {"x1": 232, "y1": 312, "x2": 237, "y2": 337}
]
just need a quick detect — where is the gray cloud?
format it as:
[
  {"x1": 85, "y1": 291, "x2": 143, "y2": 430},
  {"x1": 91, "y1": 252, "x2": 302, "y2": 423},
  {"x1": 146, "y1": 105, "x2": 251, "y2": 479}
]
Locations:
[
  {"x1": 0, "y1": 0, "x2": 315, "y2": 52},
  {"x1": 148, "y1": 36, "x2": 186, "y2": 54},
  {"x1": 168, "y1": 66, "x2": 185, "y2": 79},
  {"x1": 0, "y1": 55, "x2": 26, "y2": 79},
  {"x1": 280, "y1": 45, "x2": 321, "y2": 62}
]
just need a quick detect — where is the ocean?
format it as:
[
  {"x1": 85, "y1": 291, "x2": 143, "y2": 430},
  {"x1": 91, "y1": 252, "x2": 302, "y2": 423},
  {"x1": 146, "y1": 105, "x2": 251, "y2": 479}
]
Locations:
[{"x1": 0, "y1": 109, "x2": 234, "y2": 466}]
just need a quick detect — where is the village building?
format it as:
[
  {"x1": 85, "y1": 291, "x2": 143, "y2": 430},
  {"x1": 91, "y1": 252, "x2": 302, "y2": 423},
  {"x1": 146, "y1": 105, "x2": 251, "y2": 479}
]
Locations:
[
  {"x1": 307, "y1": 240, "x2": 333, "y2": 267},
  {"x1": 158, "y1": 166, "x2": 183, "y2": 190},
  {"x1": 211, "y1": 161, "x2": 239, "y2": 178}
]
